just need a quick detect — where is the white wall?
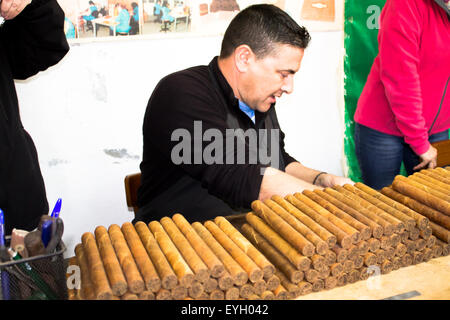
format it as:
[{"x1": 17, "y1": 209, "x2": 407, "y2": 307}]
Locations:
[{"x1": 15, "y1": 31, "x2": 345, "y2": 257}]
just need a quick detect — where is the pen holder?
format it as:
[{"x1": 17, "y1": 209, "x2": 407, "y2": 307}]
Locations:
[{"x1": 0, "y1": 237, "x2": 67, "y2": 300}]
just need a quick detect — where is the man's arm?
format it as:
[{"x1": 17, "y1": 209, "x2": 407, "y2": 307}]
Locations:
[{"x1": 285, "y1": 161, "x2": 354, "y2": 188}]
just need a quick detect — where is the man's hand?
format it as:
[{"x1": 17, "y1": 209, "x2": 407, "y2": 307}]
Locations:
[
  {"x1": 316, "y1": 173, "x2": 354, "y2": 188},
  {"x1": 1, "y1": 0, "x2": 32, "y2": 20},
  {"x1": 413, "y1": 145, "x2": 438, "y2": 171}
]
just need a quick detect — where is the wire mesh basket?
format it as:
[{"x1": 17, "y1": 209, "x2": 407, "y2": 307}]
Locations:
[{"x1": 0, "y1": 237, "x2": 67, "y2": 300}]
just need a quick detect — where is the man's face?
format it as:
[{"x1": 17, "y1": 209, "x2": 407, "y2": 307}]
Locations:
[{"x1": 239, "y1": 44, "x2": 304, "y2": 113}]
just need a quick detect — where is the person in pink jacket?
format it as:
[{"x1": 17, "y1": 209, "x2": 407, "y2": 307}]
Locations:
[{"x1": 354, "y1": 0, "x2": 450, "y2": 189}]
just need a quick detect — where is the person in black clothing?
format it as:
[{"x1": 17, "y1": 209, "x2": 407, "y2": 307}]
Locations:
[
  {"x1": 136, "y1": 4, "x2": 353, "y2": 224},
  {"x1": 0, "y1": 0, "x2": 69, "y2": 235}
]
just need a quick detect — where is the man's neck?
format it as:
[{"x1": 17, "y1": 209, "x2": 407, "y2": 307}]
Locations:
[{"x1": 217, "y1": 56, "x2": 242, "y2": 101}]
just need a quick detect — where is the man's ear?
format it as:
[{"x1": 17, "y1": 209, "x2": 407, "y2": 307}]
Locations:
[{"x1": 234, "y1": 45, "x2": 255, "y2": 73}]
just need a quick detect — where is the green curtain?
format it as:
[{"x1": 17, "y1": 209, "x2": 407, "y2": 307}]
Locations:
[{"x1": 343, "y1": 0, "x2": 387, "y2": 182}]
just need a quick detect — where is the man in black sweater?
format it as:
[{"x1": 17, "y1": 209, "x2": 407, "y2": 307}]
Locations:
[
  {"x1": 136, "y1": 4, "x2": 352, "y2": 224},
  {"x1": 0, "y1": 0, "x2": 69, "y2": 234}
]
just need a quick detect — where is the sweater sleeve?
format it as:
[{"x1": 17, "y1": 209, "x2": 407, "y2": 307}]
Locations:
[
  {"x1": 378, "y1": 0, "x2": 429, "y2": 155},
  {"x1": 0, "y1": 0, "x2": 69, "y2": 80}
]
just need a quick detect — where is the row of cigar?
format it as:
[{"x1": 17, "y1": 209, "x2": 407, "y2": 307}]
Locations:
[{"x1": 68, "y1": 167, "x2": 450, "y2": 300}]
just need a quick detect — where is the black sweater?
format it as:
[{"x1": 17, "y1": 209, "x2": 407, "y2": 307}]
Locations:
[
  {"x1": 0, "y1": 0, "x2": 69, "y2": 234},
  {"x1": 136, "y1": 57, "x2": 297, "y2": 223}
]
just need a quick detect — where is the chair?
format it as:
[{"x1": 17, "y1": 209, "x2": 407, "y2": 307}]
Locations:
[
  {"x1": 124, "y1": 173, "x2": 141, "y2": 213},
  {"x1": 432, "y1": 139, "x2": 450, "y2": 167},
  {"x1": 160, "y1": 19, "x2": 172, "y2": 32}
]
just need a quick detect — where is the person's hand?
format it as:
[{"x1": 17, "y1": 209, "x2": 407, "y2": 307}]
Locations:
[
  {"x1": 316, "y1": 173, "x2": 354, "y2": 188},
  {"x1": 413, "y1": 145, "x2": 438, "y2": 171},
  {"x1": 1, "y1": 0, "x2": 32, "y2": 20}
]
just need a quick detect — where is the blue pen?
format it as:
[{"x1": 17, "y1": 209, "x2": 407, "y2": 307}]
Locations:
[
  {"x1": 50, "y1": 198, "x2": 62, "y2": 219},
  {"x1": 0, "y1": 209, "x2": 11, "y2": 300},
  {"x1": 41, "y1": 220, "x2": 53, "y2": 248}
]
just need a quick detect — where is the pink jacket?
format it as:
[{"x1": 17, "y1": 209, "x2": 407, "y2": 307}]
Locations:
[{"x1": 354, "y1": 0, "x2": 450, "y2": 155}]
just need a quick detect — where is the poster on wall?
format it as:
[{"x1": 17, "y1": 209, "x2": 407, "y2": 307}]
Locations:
[{"x1": 57, "y1": 0, "x2": 343, "y2": 40}]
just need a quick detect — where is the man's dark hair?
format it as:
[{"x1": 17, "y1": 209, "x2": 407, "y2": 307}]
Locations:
[{"x1": 220, "y1": 4, "x2": 311, "y2": 59}]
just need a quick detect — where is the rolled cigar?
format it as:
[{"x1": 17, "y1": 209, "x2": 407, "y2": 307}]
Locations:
[
  {"x1": 334, "y1": 186, "x2": 403, "y2": 234},
  {"x1": 261, "y1": 290, "x2": 275, "y2": 300},
  {"x1": 269, "y1": 196, "x2": 329, "y2": 254},
  {"x1": 380, "y1": 236, "x2": 392, "y2": 250},
  {"x1": 392, "y1": 178, "x2": 450, "y2": 216},
  {"x1": 315, "y1": 189, "x2": 383, "y2": 239},
  {"x1": 396, "y1": 175, "x2": 450, "y2": 203},
  {"x1": 337, "y1": 273, "x2": 347, "y2": 286},
  {"x1": 402, "y1": 253, "x2": 413, "y2": 267},
  {"x1": 311, "y1": 254, "x2": 326, "y2": 271},
  {"x1": 304, "y1": 269, "x2": 320, "y2": 283},
  {"x1": 298, "y1": 281, "x2": 313, "y2": 296},
  {"x1": 432, "y1": 244, "x2": 443, "y2": 258},
  {"x1": 331, "y1": 245, "x2": 348, "y2": 263},
  {"x1": 347, "y1": 245, "x2": 360, "y2": 261},
  {"x1": 149, "y1": 220, "x2": 195, "y2": 288},
  {"x1": 423, "y1": 247, "x2": 434, "y2": 261},
  {"x1": 139, "y1": 290, "x2": 155, "y2": 300},
  {"x1": 324, "y1": 250, "x2": 337, "y2": 266},
  {"x1": 343, "y1": 260, "x2": 354, "y2": 273},
  {"x1": 192, "y1": 222, "x2": 248, "y2": 286},
  {"x1": 324, "y1": 188, "x2": 394, "y2": 236},
  {"x1": 357, "y1": 240, "x2": 369, "y2": 255},
  {"x1": 414, "y1": 172, "x2": 450, "y2": 193},
  {"x1": 24, "y1": 230, "x2": 46, "y2": 257},
  {"x1": 381, "y1": 260, "x2": 393, "y2": 274},
  {"x1": 434, "y1": 167, "x2": 450, "y2": 178},
  {"x1": 312, "y1": 279, "x2": 325, "y2": 292},
  {"x1": 225, "y1": 287, "x2": 240, "y2": 300},
  {"x1": 368, "y1": 238, "x2": 381, "y2": 253},
  {"x1": 420, "y1": 227, "x2": 433, "y2": 240},
  {"x1": 218, "y1": 271, "x2": 234, "y2": 290},
  {"x1": 108, "y1": 224, "x2": 145, "y2": 294},
  {"x1": 305, "y1": 190, "x2": 372, "y2": 241},
  {"x1": 283, "y1": 195, "x2": 337, "y2": 247},
  {"x1": 266, "y1": 275, "x2": 281, "y2": 291},
  {"x1": 203, "y1": 277, "x2": 218, "y2": 293},
  {"x1": 409, "y1": 227, "x2": 420, "y2": 241},
  {"x1": 161, "y1": 217, "x2": 210, "y2": 283},
  {"x1": 429, "y1": 221, "x2": 450, "y2": 243},
  {"x1": 385, "y1": 247, "x2": 395, "y2": 260},
  {"x1": 352, "y1": 183, "x2": 417, "y2": 231},
  {"x1": 299, "y1": 191, "x2": 362, "y2": 244},
  {"x1": 395, "y1": 243, "x2": 407, "y2": 257},
  {"x1": 121, "y1": 292, "x2": 138, "y2": 300},
  {"x1": 410, "y1": 175, "x2": 450, "y2": 197},
  {"x1": 245, "y1": 213, "x2": 311, "y2": 271},
  {"x1": 421, "y1": 168, "x2": 450, "y2": 184},
  {"x1": 81, "y1": 232, "x2": 113, "y2": 300},
  {"x1": 248, "y1": 294, "x2": 261, "y2": 300},
  {"x1": 239, "y1": 283, "x2": 255, "y2": 299},
  {"x1": 172, "y1": 214, "x2": 225, "y2": 278},
  {"x1": 204, "y1": 220, "x2": 263, "y2": 283},
  {"x1": 156, "y1": 288, "x2": 172, "y2": 300},
  {"x1": 252, "y1": 200, "x2": 315, "y2": 257},
  {"x1": 382, "y1": 187, "x2": 447, "y2": 229},
  {"x1": 427, "y1": 235, "x2": 437, "y2": 248},
  {"x1": 403, "y1": 239, "x2": 416, "y2": 255},
  {"x1": 273, "y1": 284, "x2": 289, "y2": 300},
  {"x1": 214, "y1": 215, "x2": 275, "y2": 278},
  {"x1": 94, "y1": 226, "x2": 127, "y2": 297},
  {"x1": 330, "y1": 263, "x2": 343, "y2": 276},
  {"x1": 342, "y1": 184, "x2": 407, "y2": 233},
  {"x1": 353, "y1": 255, "x2": 364, "y2": 269},
  {"x1": 188, "y1": 280, "x2": 204, "y2": 299},
  {"x1": 324, "y1": 276, "x2": 338, "y2": 290},
  {"x1": 375, "y1": 249, "x2": 386, "y2": 264},
  {"x1": 359, "y1": 268, "x2": 370, "y2": 280},
  {"x1": 318, "y1": 266, "x2": 331, "y2": 280},
  {"x1": 415, "y1": 238, "x2": 427, "y2": 251},
  {"x1": 253, "y1": 279, "x2": 267, "y2": 295},
  {"x1": 292, "y1": 193, "x2": 354, "y2": 249},
  {"x1": 132, "y1": 222, "x2": 173, "y2": 291},
  {"x1": 346, "y1": 269, "x2": 359, "y2": 284},
  {"x1": 364, "y1": 253, "x2": 377, "y2": 267},
  {"x1": 412, "y1": 251, "x2": 424, "y2": 265},
  {"x1": 400, "y1": 231, "x2": 409, "y2": 243},
  {"x1": 209, "y1": 290, "x2": 224, "y2": 300},
  {"x1": 74, "y1": 244, "x2": 96, "y2": 300},
  {"x1": 392, "y1": 257, "x2": 402, "y2": 270},
  {"x1": 436, "y1": 238, "x2": 450, "y2": 256},
  {"x1": 390, "y1": 234, "x2": 401, "y2": 247}
]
